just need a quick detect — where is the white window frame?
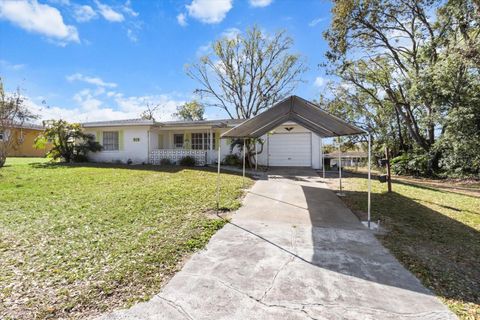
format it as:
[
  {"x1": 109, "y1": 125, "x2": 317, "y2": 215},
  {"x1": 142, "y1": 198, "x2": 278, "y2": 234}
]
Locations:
[
  {"x1": 173, "y1": 134, "x2": 184, "y2": 148},
  {"x1": 191, "y1": 132, "x2": 215, "y2": 150},
  {"x1": 103, "y1": 131, "x2": 119, "y2": 151}
]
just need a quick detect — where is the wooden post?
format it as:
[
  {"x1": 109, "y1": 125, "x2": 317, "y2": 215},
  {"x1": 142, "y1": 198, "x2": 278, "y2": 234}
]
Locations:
[{"x1": 385, "y1": 146, "x2": 392, "y2": 192}]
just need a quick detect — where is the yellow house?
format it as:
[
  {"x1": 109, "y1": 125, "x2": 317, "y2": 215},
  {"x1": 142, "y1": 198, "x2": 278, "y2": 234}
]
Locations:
[{"x1": 1, "y1": 123, "x2": 52, "y2": 157}]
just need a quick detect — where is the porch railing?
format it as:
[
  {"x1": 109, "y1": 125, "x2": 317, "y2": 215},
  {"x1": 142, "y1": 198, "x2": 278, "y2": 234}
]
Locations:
[{"x1": 150, "y1": 149, "x2": 207, "y2": 166}]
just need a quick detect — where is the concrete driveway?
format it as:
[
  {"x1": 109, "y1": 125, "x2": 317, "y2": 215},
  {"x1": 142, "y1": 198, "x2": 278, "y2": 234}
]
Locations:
[{"x1": 98, "y1": 168, "x2": 455, "y2": 320}]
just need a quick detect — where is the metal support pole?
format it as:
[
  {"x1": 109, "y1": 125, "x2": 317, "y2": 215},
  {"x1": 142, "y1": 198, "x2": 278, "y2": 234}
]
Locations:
[
  {"x1": 255, "y1": 139, "x2": 258, "y2": 171},
  {"x1": 216, "y1": 143, "x2": 221, "y2": 210},
  {"x1": 338, "y1": 139, "x2": 342, "y2": 192},
  {"x1": 321, "y1": 138, "x2": 325, "y2": 178},
  {"x1": 367, "y1": 133, "x2": 372, "y2": 228},
  {"x1": 243, "y1": 138, "x2": 246, "y2": 186}
]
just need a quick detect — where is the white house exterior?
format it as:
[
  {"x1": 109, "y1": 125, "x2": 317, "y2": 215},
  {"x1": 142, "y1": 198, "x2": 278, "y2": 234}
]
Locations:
[{"x1": 82, "y1": 118, "x2": 324, "y2": 169}]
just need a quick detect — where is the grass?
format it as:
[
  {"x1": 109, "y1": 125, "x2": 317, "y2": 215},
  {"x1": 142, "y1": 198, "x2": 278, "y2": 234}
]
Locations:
[
  {"x1": 0, "y1": 157, "x2": 251, "y2": 319},
  {"x1": 337, "y1": 175, "x2": 480, "y2": 320}
]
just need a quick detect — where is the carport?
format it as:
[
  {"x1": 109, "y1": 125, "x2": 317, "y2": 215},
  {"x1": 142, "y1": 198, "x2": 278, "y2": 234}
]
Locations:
[{"x1": 215, "y1": 95, "x2": 373, "y2": 228}]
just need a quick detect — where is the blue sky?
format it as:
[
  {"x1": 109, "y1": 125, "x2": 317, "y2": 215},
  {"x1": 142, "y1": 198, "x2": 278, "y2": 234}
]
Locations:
[{"x1": 0, "y1": 0, "x2": 332, "y2": 122}]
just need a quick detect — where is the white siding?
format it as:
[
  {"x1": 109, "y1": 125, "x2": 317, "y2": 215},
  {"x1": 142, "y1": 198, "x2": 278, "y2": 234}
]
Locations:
[{"x1": 84, "y1": 126, "x2": 150, "y2": 164}]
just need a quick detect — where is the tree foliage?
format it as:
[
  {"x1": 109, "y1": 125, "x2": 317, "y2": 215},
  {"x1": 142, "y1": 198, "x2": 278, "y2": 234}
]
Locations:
[
  {"x1": 140, "y1": 102, "x2": 162, "y2": 121},
  {"x1": 0, "y1": 78, "x2": 37, "y2": 167},
  {"x1": 173, "y1": 100, "x2": 205, "y2": 121},
  {"x1": 323, "y1": 0, "x2": 480, "y2": 177},
  {"x1": 35, "y1": 120, "x2": 102, "y2": 163},
  {"x1": 186, "y1": 25, "x2": 306, "y2": 119}
]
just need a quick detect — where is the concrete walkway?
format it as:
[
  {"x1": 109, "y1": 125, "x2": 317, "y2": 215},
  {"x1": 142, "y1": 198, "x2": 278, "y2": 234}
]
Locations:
[{"x1": 98, "y1": 168, "x2": 455, "y2": 320}]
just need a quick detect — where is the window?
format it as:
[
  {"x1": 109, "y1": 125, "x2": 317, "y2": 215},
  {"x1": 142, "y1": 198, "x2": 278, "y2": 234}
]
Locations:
[
  {"x1": 173, "y1": 134, "x2": 184, "y2": 148},
  {"x1": 191, "y1": 133, "x2": 215, "y2": 150},
  {"x1": 191, "y1": 133, "x2": 204, "y2": 150},
  {"x1": 0, "y1": 131, "x2": 4, "y2": 141},
  {"x1": 103, "y1": 131, "x2": 119, "y2": 151}
]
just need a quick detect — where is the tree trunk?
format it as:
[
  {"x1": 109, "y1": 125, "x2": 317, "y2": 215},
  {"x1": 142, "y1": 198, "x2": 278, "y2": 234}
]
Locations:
[{"x1": 0, "y1": 148, "x2": 6, "y2": 168}]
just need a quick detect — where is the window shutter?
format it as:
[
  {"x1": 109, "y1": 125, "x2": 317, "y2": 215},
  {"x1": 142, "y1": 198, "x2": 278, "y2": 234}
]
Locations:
[
  {"x1": 158, "y1": 133, "x2": 163, "y2": 149},
  {"x1": 96, "y1": 131, "x2": 103, "y2": 144},
  {"x1": 118, "y1": 131, "x2": 124, "y2": 150}
]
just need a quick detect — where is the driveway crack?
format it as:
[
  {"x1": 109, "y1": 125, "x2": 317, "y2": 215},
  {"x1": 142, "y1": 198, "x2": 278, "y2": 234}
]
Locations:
[
  {"x1": 259, "y1": 225, "x2": 297, "y2": 302},
  {"x1": 156, "y1": 295, "x2": 194, "y2": 320}
]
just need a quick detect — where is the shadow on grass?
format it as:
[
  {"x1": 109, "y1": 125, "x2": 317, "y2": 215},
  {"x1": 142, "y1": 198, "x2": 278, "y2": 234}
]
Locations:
[{"x1": 336, "y1": 187, "x2": 480, "y2": 307}]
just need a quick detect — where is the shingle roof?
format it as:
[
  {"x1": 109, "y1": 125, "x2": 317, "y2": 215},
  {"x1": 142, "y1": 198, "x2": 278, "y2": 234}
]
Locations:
[
  {"x1": 82, "y1": 119, "x2": 156, "y2": 127},
  {"x1": 10, "y1": 122, "x2": 44, "y2": 130},
  {"x1": 81, "y1": 118, "x2": 245, "y2": 128}
]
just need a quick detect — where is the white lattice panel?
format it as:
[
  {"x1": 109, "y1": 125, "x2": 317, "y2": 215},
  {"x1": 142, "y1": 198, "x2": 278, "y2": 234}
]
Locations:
[{"x1": 150, "y1": 149, "x2": 207, "y2": 166}]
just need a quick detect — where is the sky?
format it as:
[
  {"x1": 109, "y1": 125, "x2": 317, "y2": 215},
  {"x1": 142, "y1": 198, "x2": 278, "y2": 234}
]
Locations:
[{"x1": 0, "y1": 0, "x2": 333, "y2": 123}]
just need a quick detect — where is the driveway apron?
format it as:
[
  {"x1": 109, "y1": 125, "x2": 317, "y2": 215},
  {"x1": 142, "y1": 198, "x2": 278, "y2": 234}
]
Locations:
[{"x1": 98, "y1": 167, "x2": 456, "y2": 320}]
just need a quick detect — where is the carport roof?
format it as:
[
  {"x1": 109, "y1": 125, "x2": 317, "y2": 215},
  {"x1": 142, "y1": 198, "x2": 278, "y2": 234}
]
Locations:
[{"x1": 221, "y1": 95, "x2": 366, "y2": 138}]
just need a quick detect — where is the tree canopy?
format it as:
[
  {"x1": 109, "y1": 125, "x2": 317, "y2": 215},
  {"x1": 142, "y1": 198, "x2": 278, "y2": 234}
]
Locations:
[
  {"x1": 173, "y1": 100, "x2": 205, "y2": 121},
  {"x1": 0, "y1": 78, "x2": 37, "y2": 167},
  {"x1": 186, "y1": 25, "x2": 306, "y2": 120},
  {"x1": 35, "y1": 120, "x2": 102, "y2": 163},
  {"x1": 323, "y1": 0, "x2": 480, "y2": 177}
]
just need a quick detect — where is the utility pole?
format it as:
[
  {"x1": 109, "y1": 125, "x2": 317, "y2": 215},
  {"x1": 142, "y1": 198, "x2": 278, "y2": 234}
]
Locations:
[{"x1": 385, "y1": 146, "x2": 392, "y2": 192}]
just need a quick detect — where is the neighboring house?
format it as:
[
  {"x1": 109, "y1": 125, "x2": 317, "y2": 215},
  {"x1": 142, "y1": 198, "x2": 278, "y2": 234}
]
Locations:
[
  {"x1": 325, "y1": 151, "x2": 367, "y2": 167},
  {"x1": 0, "y1": 123, "x2": 51, "y2": 157},
  {"x1": 82, "y1": 118, "x2": 325, "y2": 169}
]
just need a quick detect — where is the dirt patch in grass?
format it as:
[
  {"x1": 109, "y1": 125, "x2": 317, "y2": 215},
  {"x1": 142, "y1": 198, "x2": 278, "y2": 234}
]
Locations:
[{"x1": 0, "y1": 158, "x2": 251, "y2": 319}]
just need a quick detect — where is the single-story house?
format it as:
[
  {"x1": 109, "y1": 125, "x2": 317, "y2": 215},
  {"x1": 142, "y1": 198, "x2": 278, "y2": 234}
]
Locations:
[
  {"x1": 0, "y1": 123, "x2": 52, "y2": 157},
  {"x1": 82, "y1": 118, "x2": 325, "y2": 169},
  {"x1": 325, "y1": 151, "x2": 367, "y2": 167}
]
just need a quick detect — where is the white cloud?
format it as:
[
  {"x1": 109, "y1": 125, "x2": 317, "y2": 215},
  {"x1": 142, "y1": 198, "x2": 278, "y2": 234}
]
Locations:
[
  {"x1": 94, "y1": 0, "x2": 124, "y2": 22},
  {"x1": 66, "y1": 73, "x2": 117, "y2": 88},
  {"x1": 314, "y1": 77, "x2": 326, "y2": 88},
  {"x1": 126, "y1": 28, "x2": 138, "y2": 42},
  {"x1": 73, "y1": 5, "x2": 97, "y2": 22},
  {"x1": 249, "y1": 0, "x2": 273, "y2": 8},
  {"x1": 186, "y1": 0, "x2": 232, "y2": 24},
  {"x1": 26, "y1": 91, "x2": 185, "y2": 123},
  {"x1": 308, "y1": 17, "x2": 325, "y2": 27},
  {"x1": 122, "y1": 0, "x2": 138, "y2": 17},
  {"x1": 221, "y1": 27, "x2": 240, "y2": 40},
  {"x1": 0, "y1": 59, "x2": 25, "y2": 70},
  {"x1": 73, "y1": 89, "x2": 102, "y2": 111},
  {"x1": 0, "y1": 0, "x2": 79, "y2": 43},
  {"x1": 177, "y1": 13, "x2": 187, "y2": 26}
]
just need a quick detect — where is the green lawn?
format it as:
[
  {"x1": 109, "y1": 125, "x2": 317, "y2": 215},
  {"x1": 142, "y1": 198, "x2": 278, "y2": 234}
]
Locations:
[
  {"x1": 0, "y1": 158, "x2": 250, "y2": 319},
  {"x1": 339, "y1": 175, "x2": 480, "y2": 320}
]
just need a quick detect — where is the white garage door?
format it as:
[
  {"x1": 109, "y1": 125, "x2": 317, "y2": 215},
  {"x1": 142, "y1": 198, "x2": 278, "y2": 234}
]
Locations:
[{"x1": 268, "y1": 133, "x2": 311, "y2": 166}]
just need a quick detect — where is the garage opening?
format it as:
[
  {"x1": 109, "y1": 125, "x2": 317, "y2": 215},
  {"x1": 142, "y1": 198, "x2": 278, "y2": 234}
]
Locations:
[{"x1": 268, "y1": 132, "x2": 311, "y2": 167}]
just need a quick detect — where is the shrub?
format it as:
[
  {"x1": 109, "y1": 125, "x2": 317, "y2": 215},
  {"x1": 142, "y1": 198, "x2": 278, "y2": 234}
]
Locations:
[
  {"x1": 391, "y1": 152, "x2": 429, "y2": 176},
  {"x1": 160, "y1": 158, "x2": 173, "y2": 166},
  {"x1": 223, "y1": 153, "x2": 241, "y2": 166},
  {"x1": 179, "y1": 156, "x2": 196, "y2": 166},
  {"x1": 72, "y1": 154, "x2": 89, "y2": 163}
]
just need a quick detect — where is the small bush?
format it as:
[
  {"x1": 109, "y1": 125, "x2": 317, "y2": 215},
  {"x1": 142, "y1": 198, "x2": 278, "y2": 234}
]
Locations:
[
  {"x1": 72, "y1": 154, "x2": 89, "y2": 163},
  {"x1": 179, "y1": 156, "x2": 196, "y2": 166},
  {"x1": 391, "y1": 152, "x2": 429, "y2": 176},
  {"x1": 160, "y1": 158, "x2": 173, "y2": 166},
  {"x1": 223, "y1": 153, "x2": 241, "y2": 166}
]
